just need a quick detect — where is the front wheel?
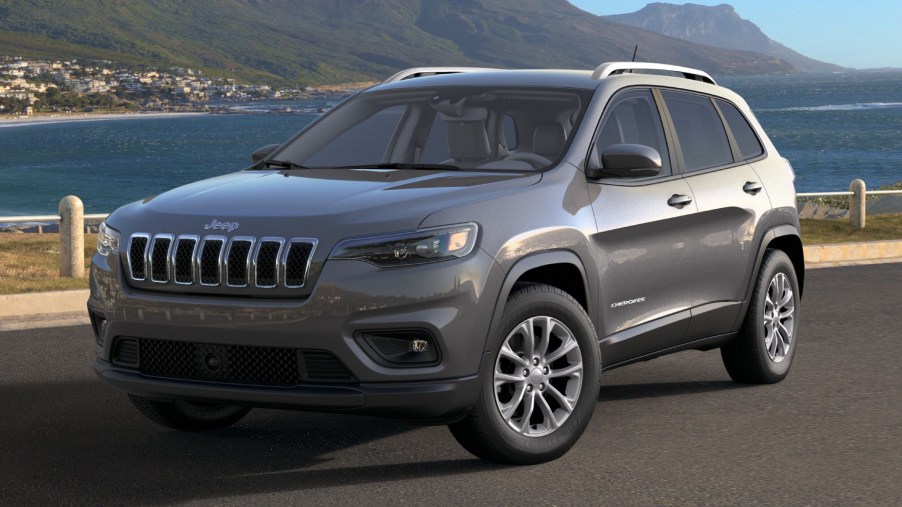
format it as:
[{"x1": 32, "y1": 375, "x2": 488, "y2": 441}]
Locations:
[
  {"x1": 721, "y1": 249, "x2": 801, "y2": 384},
  {"x1": 128, "y1": 395, "x2": 251, "y2": 431},
  {"x1": 449, "y1": 283, "x2": 600, "y2": 465}
]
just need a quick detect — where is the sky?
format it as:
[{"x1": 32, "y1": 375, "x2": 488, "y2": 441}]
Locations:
[{"x1": 568, "y1": 1, "x2": 902, "y2": 69}]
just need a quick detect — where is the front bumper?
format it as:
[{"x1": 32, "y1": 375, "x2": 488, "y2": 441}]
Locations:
[
  {"x1": 88, "y1": 247, "x2": 503, "y2": 421},
  {"x1": 94, "y1": 359, "x2": 482, "y2": 421}
]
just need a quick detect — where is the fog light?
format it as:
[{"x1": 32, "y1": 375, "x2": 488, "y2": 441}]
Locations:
[{"x1": 357, "y1": 330, "x2": 441, "y2": 367}]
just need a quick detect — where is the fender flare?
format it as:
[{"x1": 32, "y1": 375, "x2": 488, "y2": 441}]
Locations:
[
  {"x1": 734, "y1": 224, "x2": 803, "y2": 329},
  {"x1": 479, "y1": 250, "x2": 595, "y2": 364}
]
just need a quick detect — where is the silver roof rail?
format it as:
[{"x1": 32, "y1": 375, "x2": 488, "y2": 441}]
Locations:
[
  {"x1": 383, "y1": 67, "x2": 500, "y2": 84},
  {"x1": 592, "y1": 62, "x2": 716, "y2": 85}
]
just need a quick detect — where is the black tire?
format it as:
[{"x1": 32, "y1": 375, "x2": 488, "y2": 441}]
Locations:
[
  {"x1": 721, "y1": 249, "x2": 801, "y2": 384},
  {"x1": 128, "y1": 395, "x2": 251, "y2": 431},
  {"x1": 449, "y1": 283, "x2": 601, "y2": 465}
]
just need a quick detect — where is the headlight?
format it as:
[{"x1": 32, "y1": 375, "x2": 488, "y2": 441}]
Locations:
[
  {"x1": 97, "y1": 221, "x2": 120, "y2": 256},
  {"x1": 330, "y1": 223, "x2": 478, "y2": 267}
]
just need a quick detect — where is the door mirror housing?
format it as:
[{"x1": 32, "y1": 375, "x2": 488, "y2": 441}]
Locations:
[
  {"x1": 252, "y1": 144, "x2": 281, "y2": 163},
  {"x1": 586, "y1": 143, "x2": 662, "y2": 179}
]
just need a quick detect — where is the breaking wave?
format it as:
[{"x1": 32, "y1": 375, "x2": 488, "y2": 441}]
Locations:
[{"x1": 763, "y1": 102, "x2": 902, "y2": 112}]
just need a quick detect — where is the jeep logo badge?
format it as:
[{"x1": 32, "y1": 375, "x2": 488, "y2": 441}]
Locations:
[{"x1": 204, "y1": 219, "x2": 240, "y2": 232}]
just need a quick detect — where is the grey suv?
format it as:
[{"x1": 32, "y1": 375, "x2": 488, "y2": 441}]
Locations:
[{"x1": 90, "y1": 62, "x2": 803, "y2": 465}]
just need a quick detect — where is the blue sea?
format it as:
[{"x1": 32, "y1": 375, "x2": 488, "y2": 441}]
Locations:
[{"x1": 1, "y1": 73, "x2": 901, "y2": 216}]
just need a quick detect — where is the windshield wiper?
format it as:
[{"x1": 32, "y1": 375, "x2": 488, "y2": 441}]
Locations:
[
  {"x1": 333, "y1": 162, "x2": 460, "y2": 170},
  {"x1": 262, "y1": 159, "x2": 309, "y2": 170}
]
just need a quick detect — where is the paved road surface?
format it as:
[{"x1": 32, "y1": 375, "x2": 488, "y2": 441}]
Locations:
[{"x1": 1, "y1": 264, "x2": 899, "y2": 505}]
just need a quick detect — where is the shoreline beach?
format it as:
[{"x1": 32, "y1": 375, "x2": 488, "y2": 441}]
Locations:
[{"x1": 0, "y1": 111, "x2": 207, "y2": 128}]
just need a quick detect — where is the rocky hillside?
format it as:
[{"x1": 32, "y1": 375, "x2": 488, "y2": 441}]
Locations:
[
  {"x1": 606, "y1": 3, "x2": 843, "y2": 73},
  {"x1": 0, "y1": 0, "x2": 797, "y2": 84}
]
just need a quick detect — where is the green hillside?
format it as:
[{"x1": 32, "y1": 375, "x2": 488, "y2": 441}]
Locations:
[{"x1": 0, "y1": 0, "x2": 796, "y2": 85}]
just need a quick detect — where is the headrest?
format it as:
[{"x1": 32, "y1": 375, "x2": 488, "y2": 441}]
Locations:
[
  {"x1": 446, "y1": 120, "x2": 491, "y2": 160},
  {"x1": 533, "y1": 122, "x2": 566, "y2": 158}
]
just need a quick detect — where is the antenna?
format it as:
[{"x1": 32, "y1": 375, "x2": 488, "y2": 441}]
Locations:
[{"x1": 631, "y1": 45, "x2": 639, "y2": 62}]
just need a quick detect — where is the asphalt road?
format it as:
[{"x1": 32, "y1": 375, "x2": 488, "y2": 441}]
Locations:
[{"x1": 1, "y1": 264, "x2": 900, "y2": 506}]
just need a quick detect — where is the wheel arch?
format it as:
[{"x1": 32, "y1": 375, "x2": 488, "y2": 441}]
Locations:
[{"x1": 485, "y1": 250, "x2": 596, "y2": 355}]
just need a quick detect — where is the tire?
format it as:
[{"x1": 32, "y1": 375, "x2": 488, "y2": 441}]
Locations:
[
  {"x1": 128, "y1": 395, "x2": 251, "y2": 431},
  {"x1": 449, "y1": 283, "x2": 601, "y2": 465},
  {"x1": 721, "y1": 249, "x2": 801, "y2": 384}
]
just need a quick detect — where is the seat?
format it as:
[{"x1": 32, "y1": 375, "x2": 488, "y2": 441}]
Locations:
[{"x1": 504, "y1": 121, "x2": 566, "y2": 169}]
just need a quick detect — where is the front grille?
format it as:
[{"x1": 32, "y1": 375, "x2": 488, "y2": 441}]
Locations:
[
  {"x1": 125, "y1": 233, "x2": 316, "y2": 289},
  {"x1": 110, "y1": 338, "x2": 355, "y2": 386}
]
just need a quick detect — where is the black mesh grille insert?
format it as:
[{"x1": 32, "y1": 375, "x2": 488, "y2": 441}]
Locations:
[
  {"x1": 200, "y1": 239, "x2": 223, "y2": 285},
  {"x1": 285, "y1": 242, "x2": 314, "y2": 287},
  {"x1": 255, "y1": 241, "x2": 281, "y2": 287},
  {"x1": 139, "y1": 338, "x2": 301, "y2": 386},
  {"x1": 301, "y1": 351, "x2": 356, "y2": 381},
  {"x1": 132, "y1": 339, "x2": 355, "y2": 386},
  {"x1": 174, "y1": 238, "x2": 197, "y2": 284},
  {"x1": 112, "y1": 338, "x2": 140, "y2": 367},
  {"x1": 227, "y1": 240, "x2": 252, "y2": 286},
  {"x1": 129, "y1": 237, "x2": 148, "y2": 280},
  {"x1": 150, "y1": 237, "x2": 172, "y2": 282}
]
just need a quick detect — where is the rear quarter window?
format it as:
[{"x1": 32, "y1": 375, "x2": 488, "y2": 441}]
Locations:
[{"x1": 717, "y1": 99, "x2": 764, "y2": 160}]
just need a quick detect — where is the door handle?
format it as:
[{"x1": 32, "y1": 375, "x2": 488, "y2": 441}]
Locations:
[
  {"x1": 743, "y1": 181, "x2": 763, "y2": 195},
  {"x1": 667, "y1": 194, "x2": 693, "y2": 208}
]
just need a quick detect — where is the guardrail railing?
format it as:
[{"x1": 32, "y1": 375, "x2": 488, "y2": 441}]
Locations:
[
  {"x1": 1, "y1": 180, "x2": 900, "y2": 278},
  {"x1": 797, "y1": 179, "x2": 902, "y2": 229}
]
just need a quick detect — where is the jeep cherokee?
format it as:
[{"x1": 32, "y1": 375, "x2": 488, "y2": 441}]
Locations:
[{"x1": 90, "y1": 62, "x2": 804, "y2": 465}]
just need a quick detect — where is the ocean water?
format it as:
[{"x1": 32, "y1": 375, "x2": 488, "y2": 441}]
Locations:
[{"x1": 1, "y1": 73, "x2": 901, "y2": 216}]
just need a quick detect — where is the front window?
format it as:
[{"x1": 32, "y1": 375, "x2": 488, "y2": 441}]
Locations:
[{"x1": 272, "y1": 86, "x2": 593, "y2": 171}]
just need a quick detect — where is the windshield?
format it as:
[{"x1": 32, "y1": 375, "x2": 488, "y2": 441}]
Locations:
[{"x1": 272, "y1": 86, "x2": 593, "y2": 171}]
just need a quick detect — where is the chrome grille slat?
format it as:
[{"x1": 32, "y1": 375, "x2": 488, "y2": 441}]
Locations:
[
  {"x1": 226, "y1": 238, "x2": 255, "y2": 287},
  {"x1": 125, "y1": 233, "x2": 316, "y2": 289},
  {"x1": 149, "y1": 235, "x2": 174, "y2": 283},
  {"x1": 128, "y1": 234, "x2": 149, "y2": 281}
]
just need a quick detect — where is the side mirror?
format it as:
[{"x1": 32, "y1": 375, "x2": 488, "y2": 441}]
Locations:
[
  {"x1": 586, "y1": 143, "x2": 662, "y2": 179},
  {"x1": 252, "y1": 144, "x2": 281, "y2": 163}
]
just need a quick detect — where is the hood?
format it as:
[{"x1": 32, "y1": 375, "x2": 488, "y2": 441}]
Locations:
[{"x1": 109, "y1": 168, "x2": 541, "y2": 243}]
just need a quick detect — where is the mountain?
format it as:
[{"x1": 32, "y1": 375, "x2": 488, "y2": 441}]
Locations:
[
  {"x1": 606, "y1": 3, "x2": 843, "y2": 73},
  {"x1": 0, "y1": 0, "x2": 797, "y2": 85}
]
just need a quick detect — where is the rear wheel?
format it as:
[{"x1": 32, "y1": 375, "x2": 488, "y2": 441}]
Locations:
[
  {"x1": 128, "y1": 395, "x2": 251, "y2": 431},
  {"x1": 721, "y1": 249, "x2": 800, "y2": 383},
  {"x1": 449, "y1": 283, "x2": 600, "y2": 465}
]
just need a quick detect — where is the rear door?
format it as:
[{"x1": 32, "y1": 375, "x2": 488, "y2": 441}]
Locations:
[
  {"x1": 660, "y1": 90, "x2": 772, "y2": 340},
  {"x1": 588, "y1": 88, "x2": 696, "y2": 366}
]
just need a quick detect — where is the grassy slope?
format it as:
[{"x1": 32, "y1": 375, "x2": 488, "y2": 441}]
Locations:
[
  {"x1": 2, "y1": 215, "x2": 900, "y2": 294},
  {"x1": 0, "y1": 0, "x2": 795, "y2": 85}
]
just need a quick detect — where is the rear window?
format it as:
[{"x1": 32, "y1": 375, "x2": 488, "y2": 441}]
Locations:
[
  {"x1": 717, "y1": 99, "x2": 764, "y2": 161},
  {"x1": 662, "y1": 90, "x2": 733, "y2": 172}
]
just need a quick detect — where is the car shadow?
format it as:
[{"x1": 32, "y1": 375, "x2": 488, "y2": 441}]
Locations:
[
  {"x1": 597, "y1": 380, "x2": 746, "y2": 402},
  {"x1": 0, "y1": 378, "x2": 503, "y2": 505}
]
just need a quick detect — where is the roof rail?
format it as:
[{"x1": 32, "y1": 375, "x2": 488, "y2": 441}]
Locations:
[
  {"x1": 592, "y1": 62, "x2": 716, "y2": 85},
  {"x1": 383, "y1": 67, "x2": 499, "y2": 84}
]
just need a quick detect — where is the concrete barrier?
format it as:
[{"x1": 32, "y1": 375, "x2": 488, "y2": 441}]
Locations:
[{"x1": 803, "y1": 239, "x2": 902, "y2": 268}]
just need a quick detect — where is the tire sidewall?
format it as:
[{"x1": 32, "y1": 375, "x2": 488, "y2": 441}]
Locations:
[
  {"x1": 751, "y1": 252, "x2": 801, "y2": 379},
  {"x1": 475, "y1": 286, "x2": 600, "y2": 461}
]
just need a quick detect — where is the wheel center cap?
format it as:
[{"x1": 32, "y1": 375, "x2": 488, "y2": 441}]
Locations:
[{"x1": 529, "y1": 368, "x2": 544, "y2": 384}]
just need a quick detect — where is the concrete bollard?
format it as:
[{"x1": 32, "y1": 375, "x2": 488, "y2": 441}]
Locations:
[
  {"x1": 849, "y1": 179, "x2": 866, "y2": 230},
  {"x1": 59, "y1": 195, "x2": 85, "y2": 278}
]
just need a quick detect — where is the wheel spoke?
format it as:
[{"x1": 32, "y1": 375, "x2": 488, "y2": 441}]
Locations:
[
  {"x1": 519, "y1": 391, "x2": 536, "y2": 434},
  {"x1": 545, "y1": 384, "x2": 574, "y2": 413},
  {"x1": 536, "y1": 393, "x2": 559, "y2": 430},
  {"x1": 499, "y1": 383, "x2": 527, "y2": 421},
  {"x1": 494, "y1": 372, "x2": 525, "y2": 385},
  {"x1": 520, "y1": 320, "x2": 536, "y2": 360},
  {"x1": 545, "y1": 336, "x2": 577, "y2": 363},
  {"x1": 536, "y1": 316, "x2": 553, "y2": 361},
  {"x1": 499, "y1": 343, "x2": 529, "y2": 367},
  {"x1": 549, "y1": 362, "x2": 582, "y2": 378}
]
